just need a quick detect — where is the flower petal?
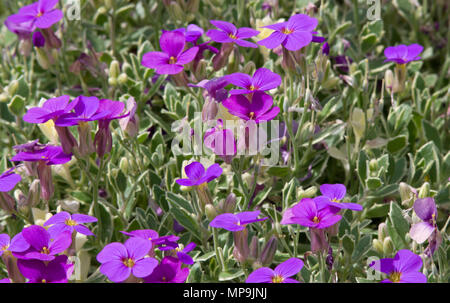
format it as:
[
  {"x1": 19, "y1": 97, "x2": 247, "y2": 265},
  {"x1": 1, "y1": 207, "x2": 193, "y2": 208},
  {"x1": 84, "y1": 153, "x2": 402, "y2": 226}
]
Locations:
[
  {"x1": 258, "y1": 31, "x2": 287, "y2": 49},
  {"x1": 141, "y1": 52, "x2": 169, "y2": 69},
  {"x1": 409, "y1": 222, "x2": 435, "y2": 244},
  {"x1": 125, "y1": 237, "x2": 151, "y2": 260},
  {"x1": 184, "y1": 162, "x2": 205, "y2": 182},
  {"x1": 97, "y1": 242, "x2": 127, "y2": 263},
  {"x1": 100, "y1": 260, "x2": 131, "y2": 283},
  {"x1": 246, "y1": 267, "x2": 275, "y2": 283},
  {"x1": 252, "y1": 68, "x2": 282, "y2": 91},
  {"x1": 274, "y1": 258, "x2": 304, "y2": 278},
  {"x1": 160, "y1": 31, "x2": 185, "y2": 57},
  {"x1": 282, "y1": 31, "x2": 313, "y2": 51},
  {"x1": 132, "y1": 257, "x2": 158, "y2": 278},
  {"x1": 44, "y1": 211, "x2": 70, "y2": 226},
  {"x1": 320, "y1": 184, "x2": 346, "y2": 201},
  {"x1": 34, "y1": 9, "x2": 63, "y2": 28},
  {"x1": 22, "y1": 225, "x2": 49, "y2": 251},
  {"x1": 393, "y1": 249, "x2": 423, "y2": 273},
  {"x1": 210, "y1": 20, "x2": 237, "y2": 34},
  {"x1": 176, "y1": 47, "x2": 199, "y2": 65}
]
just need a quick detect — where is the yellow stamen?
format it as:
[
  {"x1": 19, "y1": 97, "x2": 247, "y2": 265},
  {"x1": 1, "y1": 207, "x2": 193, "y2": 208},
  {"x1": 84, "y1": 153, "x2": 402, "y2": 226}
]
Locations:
[
  {"x1": 389, "y1": 271, "x2": 402, "y2": 283},
  {"x1": 122, "y1": 258, "x2": 135, "y2": 268},
  {"x1": 37, "y1": 12, "x2": 43, "y2": 18},
  {"x1": 249, "y1": 112, "x2": 255, "y2": 119},
  {"x1": 281, "y1": 28, "x2": 294, "y2": 34},
  {"x1": 162, "y1": 276, "x2": 166, "y2": 281},
  {"x1": 312, "y1": 216, "x2": 320, "y2": 224},
  {"x1": 65, "y1": 219, "x2": 77, "y2": 226},
  {"x1": 41, "y1": 246, "x2": 50, "y2": 254},
  {"x1": 249, "y1": 85, "x2": 257, "y2": 91},
  {"x1": 271, "y1": 274, "x2": 284, "y2": 283},
  {"x1": 228, "y1": 33, "x2": 238, "y2": 39},
  {"x1": 331, "y1": 198, "x2": 340, "y2": 203},
  {"x1": 169, "y1": 56, "x2": 177, "y2": 64},
  {"x1": 41, "y1": 279, "x2": 46, "y2": 283}
]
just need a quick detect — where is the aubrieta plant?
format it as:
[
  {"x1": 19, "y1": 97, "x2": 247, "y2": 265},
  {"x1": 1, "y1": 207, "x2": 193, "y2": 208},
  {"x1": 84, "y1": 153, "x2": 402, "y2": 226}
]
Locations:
[{"x1": 0, "y1": 0, "x2": 448, "y2": 284}]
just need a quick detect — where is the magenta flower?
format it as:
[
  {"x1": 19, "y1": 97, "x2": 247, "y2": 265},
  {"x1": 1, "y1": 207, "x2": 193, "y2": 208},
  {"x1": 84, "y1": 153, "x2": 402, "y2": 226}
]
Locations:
[
  {"x1": 246, "y1": 258, "x2": 304, "y2": 283},
  {"x1": 174, "y1": 242, "x2": 196, "y2": 265},
  {"x1": 11, "y1": 145, "x2": 71, "y2": 165},
  {"x1": 97, "y1": 237, "x2": 158, "y2": 283},
  {"x1": 224, "y1": 68, "x2": 282, "y2": 95},
  {"x1": 188, "y1": 77, "x2": 229, "y2": 102},
  {"x1": 204, "y1": 119, "x2": 237, "y2": 162},
  {"x1": 315, "y1": 184, "x2": 363, "y2": 211},
  {"x1": 143, "y1": 256, "x2": 190, "y2": 283},
  {"x1": 280, "y1": 198, "x2": 342, "y2": 229},
  {"x1": 222, "y1": 92, "x2": 280, "y2": 123},
  {"x1": 55, "y1": 96, "x2": 110, "y2": 126},
  {"x1": 206, "y1": 20, "x2": 259, "y2": 48},
  {"x1": 0, "y1": 233, "x2": 30, "y2": 256},
  {"x1": 4, "y1": 17, "x2": 35, "y2": 40},
  {"x1": 120, "y1": 229, "x2": 179, "y2": 252},
  {"x1": 258, "y1": 14, "x2": 318, "y2": 51},
  {"x1": 384, "y1": 44, "x2": 423, "y2": 64},
  {"x1": 22, "y1": 95, "x2": 76, "y2": 125},
  {"x1": 6, "y1": 0, "x2": 63, "y2": 29},
  {"x1": 13, "y1": 225, "x2": 72, "y2": 261},
  {"x1": 0, "y1": 278, "x2": 11, "y2": 283},
  {"x1": 0, "y1": 168, "x2": 22, "y2": 192},
  {"x1": 209, "y1": 210, "x2": 268, "y2": 232},
  {"x1": 142, "y1": 31, "x2": 199, "y2": 75},
  {"x1": 175, "y1": 162, "x2": 222, "y2": 187},
  {"x1": 17, "y1": 255, "x2": 73, "y2": 283},
  {"x1": 168, "y1": 24, "x2": 204, "y2": 43},
  {"x1": 369, "y1": 249, "x2": 427, "y2": 283},
  {"x1": 43, "y1": 211, "x2": 97, "y2": 237},
  {"x1": 32, "y1": 31, "x2": 45, "y2": 47},
  {"x1": 409, "y1": 198, "x2": 438, "y2": 244}
]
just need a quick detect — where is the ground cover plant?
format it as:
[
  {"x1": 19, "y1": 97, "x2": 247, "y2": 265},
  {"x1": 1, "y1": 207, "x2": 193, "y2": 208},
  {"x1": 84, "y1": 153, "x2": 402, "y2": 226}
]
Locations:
[{"x1": 0, "y1": 0, "x2": 449, "y2": 283}]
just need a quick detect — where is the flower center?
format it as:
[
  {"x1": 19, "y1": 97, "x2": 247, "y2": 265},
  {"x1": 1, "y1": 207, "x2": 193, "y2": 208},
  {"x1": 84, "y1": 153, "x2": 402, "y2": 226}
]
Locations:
[
  {"x1": 389, "y1": 271, "x2": 402, "y2": 283},
  {"x1": 331, "y1": 198, "x2": 340, "y2": 203},
  {"x1": 41, "y1": 279, "x2": 47, "y2": 283},
  {"x1": 162, "y1": 276, "x2": 166, "y2": 281},
  {"x1": 122, "y1": 258, "x2": 135, "y2": 268},
  {"x1": 271, "y1": 274, "x2": 284, "y2": 283},
  {"x1": 41, "y1": 246, "x2": 50, "y2": 254},
  {"x1": 228, "y1": 33, "x2": 238, "y2": 39},
  {"x1": 1, "y1": 245, "x2": 8, "y2": 252},
  {"x1": 249, "y1": 85, "x2": 257, "y2": 91},
  {"x1": 169, "y1": 56, "x2": 177, "y2": 64},
  {"x1": 37, "y1": 11, "x2": 43, "y2": 18},
  {"x1": 249, "y1": 112, "x2": 255, "y2": 119},
  {"x1": 281, "y1": 28, "x2": 294, "y2": 34},
  {"x1": 312, "y1": 216, "x2": 320, "y2": 223},
  {"x1": 65, "y1": 219, "x2": 77, "y2": 226}
]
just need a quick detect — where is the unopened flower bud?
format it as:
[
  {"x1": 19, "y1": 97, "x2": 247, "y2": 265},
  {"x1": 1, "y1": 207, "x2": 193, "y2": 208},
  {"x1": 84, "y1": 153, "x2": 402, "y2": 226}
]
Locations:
[
  {"x1": 223, "y1": 193, "x2": 236, "y2": 213},
  {"x1": 399, "y1": 182, "x2": 416, "y2": 208},
  {"x1": 259, "y1": 236, "x2": 277, "y2": 266},
  {"x1": 369, "y1": 159, "x2": 378, "y2": 172},
  {"x1": 385, "y1": 69, "x2": 394, "y2": 93},
  {"x1": 383, "y1": 237, "x2": 394, "y2": 255},
  {"x1": 372, "y1": 239, "x2": 384, "y2": 254},
  {"x1": 180, "y1": 185, "x2": 193, "y2": 192},
  {"x1": 194, "y1": 59, "x2": 207, "y2": 81},
  {"x1": 378, "y1": 223, "x2": 387, "y2": 241},
  {"x1": 7, "y1": 80, "x2": 19, "y2": 97},
  {"x1": 14, "y1": 189, "x2": 26, "y2": 208},
  {"x1": 297, "y1": 186, "x2": 317, "y2": 199},
  {"x1": 55, "y1": 126, "x2": 78, "y2": 155},
  {"x1": 205, "y1": 204, "x2": 218, "y2": 221},
  {"x1": 108, "y1": 77, "x2": 118, "y2": 86},
  {"x1": 0, "y1": 193, "x2": 15, "y2": 214},
  {"x1": 310, "y1": 228, "x2": 328, "y2": 253},
  {"x1": 36, "y1": 47, "x2": 50, "y2": 70},
  {"x1": 202, "y1": 99, "x2": 218, "y2": 122},
  {"x1": 119, "y1": 157, "x2": 129, "y2": 174},
  {"x1": 19, "y1": 39, "x2": 32, "y2": 57},
  {"x1": 26, "y1": 179, "x2": 41, "y2": 208},
  {"x1": 109, "y1": 60, "x2": 120, "y2": 79},
  {"x1": 233, "y1": 229, "x2": 249, "y2": 263},
  {"x1": 249, "y1": 236, "x2": 259, "y2": 260},
  {"x1": 58, "y1": 199, "x2": 80, "y2": 213},
  {"x1": 118, "y1": 73, "x2": 128, "y2": 85},
  {"x1": 418, "y1": 182, "x2": 430, "y2": 199}
]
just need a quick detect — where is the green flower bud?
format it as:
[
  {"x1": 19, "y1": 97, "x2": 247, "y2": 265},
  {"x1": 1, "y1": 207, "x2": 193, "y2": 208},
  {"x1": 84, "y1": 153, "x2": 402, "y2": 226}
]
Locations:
[
  {"x1": 369, "y1": 159, "x2": 378, "y2": 172},
  {"x1": 98, "y1": 6, "x2": 107, "y2": 14},
  {"x1": 0, "y1": 93, "x2": 8, "y2": 103},
  {"x1": 378, "y1": 222, "x2": 387, "y2": 241},
  {"x1": 383, "y1": 237, "x2": 394, "y2": 255},
  {"x1": 297, "y1": 186, "x2": 317, "y2": 199},
  {"x1": 372, "y1": 239, "x2": 384, "y2": 254},
  {"x1": 119, "y1": 157, "x2": 129, "y2": 174},
  {"x1": 118, "y1": 73, "x2": 128, "y2": 85},
  {"x1": 385, "y1": 69, "x2": 394, "y2": 93},
  {"x1": 7, "y1": 80, "x2": 19, "y2": 97},
  {"x1": 36, "y1": 48, "x2": 50, "y2": 70},
  {"x1": 418, "y1": 182, "x2": 430, "y2": 199},
  {"x1": 193, "y1": 59, "x2": 207, "y2": 82},
  {"x1": 109, "y1": 60, "x2": 120, "y2": 79},
  {"x1": 399, "y1": 182, "x2": 415, "y2": 208},
  {"x1": 108, "y1": 77, "x2": 118, "y2": 86},
  {"x1": 205, "y1": 204, "x2": 218, "y2": 221}
]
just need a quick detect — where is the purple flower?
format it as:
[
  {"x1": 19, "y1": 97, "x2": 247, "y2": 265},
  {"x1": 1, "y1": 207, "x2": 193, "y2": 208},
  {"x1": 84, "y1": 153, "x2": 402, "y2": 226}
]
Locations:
[
  {"x1": 17, "y1": 255, "x2": 73, "y2": 283},
  {"x1": 322, "y1": 42, "x2": 329, "y2": 55},
  {"x1": 246, "y1": 258, "x2": 304, "y2": 283},
  {"x1": 54, "y1": 96, "x2": 110, "y2": 126},
  {"x1": 32, "y1": 31, "x2": 45, "y2": 47},
  {"x1": 384, "y1": 44, "x2": 423, "y2": 65},
  {"x1": 280, "y1": 198, "x2": 342, "y2": 229},
  {"x1": 4, "y1": 16, "x2": 35, "y2": 40},
  {"x1": 188, "y1": 77, "x2": 229, "y2": 103},
  {"x1": 167, "y1": 24, "x2": 204, "y2": 44},
  {"x1": 142, "y1": 31, "x2": 199, "y2": 75},
  {"x1": 258, "y1": 14, "x2": 318, "y2": 51},
  {"x1": 206, "y1": 20, "x2": 259, "y2": 48},
  {"x1": 369, "y1": 249, "x2": 427, "y2": 283},
  {"x1": 175, "y1": 162, "x2": 222, "y2": 187},
  {"x1": 13, "y1": 225, "x2": 72, "y2": 261},
  {"x1": 43, "y1": 211, "x2": 97, "y2": 237},
  {"x1": 120, "y1": 229, "x2": 180, "y2": 253},
  {"x1": 0, "y1": 233, "x2": 30, "y2": 256},
  {"x1": 143, "y1": 256, "x2": 190, "y2": 283},
  {"x1": 204, "y1": 119, "x2": 237, "y2": 162},
  {"x1": 11, "y1": 145, "x2": 71, "y2": 166},
  {"x1": 222, "y1": 92, "x2": 280, "y2": 123},
  {"x1": 171, "y1": 242, "x2": 196, "y2": 265},
  {"x1": 0, "y1": 278, "x2": 11, "y2": 283},
  {"x1": 0, "y1": 168, "x2": 22, "y2": 192},
  {"x1": 409, "y1": 198, "x2": 438, "y2": 244},
  {"x1": 119, "y1": 97, "x2": 139, "y2": 137},
  {"x1": 224, "y1": 68, "x2": 282, "y2": 95},
  {"x1": 6, "y1": 0, "x2": 63, "y2": 29},
  {"x1": 22, "y1": 95, "x2": 76, "y2": 125},
  {"x1": 315, "y1": 184, "x2": 363, "y2": 211},
  {"x1": 209, "y1": 210, "x2": 268, "y2": 232},
  {"x1": 96, "y1": 238, "x2": 158, "y2": 283}
]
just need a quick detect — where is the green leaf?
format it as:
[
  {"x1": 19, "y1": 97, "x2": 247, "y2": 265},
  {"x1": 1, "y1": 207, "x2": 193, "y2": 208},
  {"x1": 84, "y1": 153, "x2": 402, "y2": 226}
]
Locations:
[
  {"x1": 218, "y1": 269, "x2": 244, "y2": 281},
  {"x1": 422, "y1": 120, "x2": 442, "y2": 151},
  {"x1": 266, "y1": 166, "x2": 291, "y2": 178},
  {"x1": 366, "y1": 203, "x2": 390, "y2": 218},
  {"x1": 387, "y1": 135, "x2": 407, "y2": 154},
  {"x1": 366, "y1": 177, "x2": 382, "y2": 190},
  {"x1": 195, "y1": 251, "x2": 216, "y2": 262},
  {"x1": 166, "y1": 191, "x2": 194, "y2": 214},
  {"x1": 388, "y1": 202, "x2": 409, "y2": 248},
  {"x1": 357, "y1": 150, "x2": 368, "y2": 184},
  {"x1": 352, "y1": 235, "x2": 372, "y2": 262},
  {"x1": 342, "y1": 234, "x2": 355, "y2": 256},
  {"x1": 170, "y1": 207, "x2": 201, "y2": 242},
  {"x1": 361, "y1": 34, "x2": 377, "y2": 53}
]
